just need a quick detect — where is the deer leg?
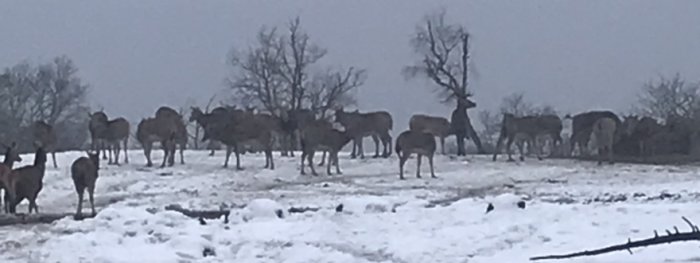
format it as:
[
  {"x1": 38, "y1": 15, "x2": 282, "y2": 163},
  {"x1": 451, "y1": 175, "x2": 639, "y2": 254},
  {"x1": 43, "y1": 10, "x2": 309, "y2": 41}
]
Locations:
[
  {"x1": 416, "y1": 154, "x2": 422, "y2": 178},
  {"x1": 101, "y1": 141, "x2": 108, "y2": 160},
  {"x1": 179, "y1": 143, "x2": 185, "y2": 165},
  {"x1": 399, "y1": 154, "x2": 408, "y2": 180},
  {"x1": 429, "y1": 154, "x2": 436, "y2": 178},
  {"x1": 75, "y1": 187, "x2": 84, "y2": 216},
  {"x1": 350, "y1": 139, "x2": 357, "y2": 159},
  {"x1": 308, "y1": 151, "x2": 318, "y2": 176},
  {"x1": 326, "y1": 151, "x2": 332, "y2": 175},
  {"x1": 235, "y1": 148, "x2": 243, "y2": 170},
  {"x1": 114, "y1": 143, "x2": 121, "y2": 165},
  {"x1": 300, "y1": 150, "x2": 307, "y2": 175},
  {"x1": 124, "y1": 138, "x2": 129, "y2": 164},
  {"x1": 144, "y1": 143, "x2": 153, "y2": 167},
  {"x1": 372, "y1": 134, "x2": 380, "y2": 158},
  {"x1": 358, "y1": 137, "x2": 366, "y2": 159},
  {"x1": 492, "y1": 134, "x2": 506, "y2": 161},
  {"x1": 268, "y1": 147, "x2": 275, "y2": 170},
  {"x1": 88, "y1": 186, "x2": 96, "y2": 216},
  {"x1": 441, "y1": 136, "x2": 446, "y2": 155},
  {"x1": 318, "y1": 151, "x2": 326, "y2": 166},
  {"x1": 505, "y1": 136, "x2": 516, "y2": 162},
  {"x1": 517, "y1": 138, "x2": 526, "y2": 162},
  {"x1": 52, "y1": 151, "x2": 57, "y2": 168},
  {"x1": 160, "y1": 146, "x2": 168, "y2": 168},
  {"x1": 334, "y1": 151, "x2": 342, "y2": 175}
]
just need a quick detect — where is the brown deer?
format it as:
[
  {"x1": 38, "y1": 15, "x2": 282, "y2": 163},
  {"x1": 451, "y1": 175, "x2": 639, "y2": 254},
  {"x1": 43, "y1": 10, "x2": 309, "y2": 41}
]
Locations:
[
  {"x1": 334, "y1": 108, "x2": 392, "y2": 159},
  {"x1": 299, "y1": 119, "x2": 353, "y2": 176},
  {"x1": 89, "y1": 111, "x2": 130, "y2": 165},
  {"x1": 88, "y1": 111, "x2": 110, "y2": 160},
  {"x1": 155, "y1": 107, "x2": 188, "y2": 164},
  {"x1": 6, "y1": 146, "x2": 48, "y2": 214},
  {"x1": 194, "y1": 107, "x2": 275, "y2": 169},
  {"x1": 33, "y1": 121, "x2": 58, "y2": 168},
  {"x1": 395, "y1": 130, "x2": 437, "y2": 180},
  {"x1": 567, "y1": 110, "x2": 621, "y2": 156},
  {"x1": 409, "y1": 114, "x2": 451, "y2": 155},
  {"x1": 136, "y1": 118, "x2": 178, "y2": 168},
  {"x1": 71, "y1": 151, "x2": 100, "y2": 218},
  {"x1": 0, "y1": 142, "x2": 21, "y2": 213}
]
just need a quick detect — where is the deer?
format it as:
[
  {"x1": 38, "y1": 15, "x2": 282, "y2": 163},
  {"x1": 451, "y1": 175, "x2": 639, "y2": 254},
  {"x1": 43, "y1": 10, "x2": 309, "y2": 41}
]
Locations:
[
  {"x1": 6, "y1": 146, "x2": 48, "y2": 214},
  {"x1": 33, "y1": 120, "x2": 58, "y2": 168},
  {"x1": 299, "y1": 119, "x2": 353, "y2": 176},
  {"x1": 566, "y1": 110, "x2": 621, "y2": 156},
  {"x1": 620, "y1": 115, "x2": 664, "y2": 157},
  {"x1": 0, "y1": 142, "x2": 21, "y2": 213},
  {"x1": 71, "y1": 151, "x2": 100, "y2": 218},
  {"x1": 194, "y1": 107, "x2": 275, "y2": 169},
  {"x1": 395, "y1": 130, "x2": 437, "y2": 180},
  {"x1": 155, "y1": 107, "x2": 188, "y2": 164},
  {"x1": 588, "y1": 117, "x2": 617, "y2": 165},
  {"x1": 136, "y1": 118, "x2": 178, "y2": 168},
  {"x1": 409, "y1": 114, "x2": 451, "y2": 155},
  {"x1": 88, "y1": 111, "x2": 110, "y2": 160},
  {"x1": 334, "y1": 108, "x2": 392, "y2": 159},
  {"x1": 89, "y1": 111, "x2": 130, "y2": 165},
  {"x1": 279, "y1": 108, "x2": 316, "y2": 157},
  {"x1": 492, "y1": 113, "x2": 554, "y2": 162}
]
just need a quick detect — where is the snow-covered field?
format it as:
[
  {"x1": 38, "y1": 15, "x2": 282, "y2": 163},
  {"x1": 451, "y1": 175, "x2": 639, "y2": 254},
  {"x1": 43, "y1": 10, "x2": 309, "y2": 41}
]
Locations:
[{"x1": 1, "y1": 150, "x2": 700, "y2": 263}]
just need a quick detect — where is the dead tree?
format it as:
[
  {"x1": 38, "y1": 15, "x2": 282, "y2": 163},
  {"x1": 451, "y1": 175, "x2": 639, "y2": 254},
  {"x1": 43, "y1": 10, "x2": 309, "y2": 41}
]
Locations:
[
  {"x1": 531, "y1": 217, "x2": 700, "y2": 261},
  {"x1": 404, "y1": 10, "x2": 483, "y2": 154}
]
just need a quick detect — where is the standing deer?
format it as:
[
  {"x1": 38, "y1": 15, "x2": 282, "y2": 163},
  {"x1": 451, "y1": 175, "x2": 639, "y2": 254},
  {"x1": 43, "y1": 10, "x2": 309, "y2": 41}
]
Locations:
[
  {"x1": 567, "y1": 110, "x2": 621, "y2": 156},
  {"x1": 33, "y1": 121, "x2": 58, "y2": 168},
  {"x1": 589, "y1": 117, "x2": 617, "y2": 165},
  {"x1": 88, "y1": 111, "x2": 110, "y2": 160},
  {"x1": 492, "y1": 113, "x2": 551, "y2": 162},
  {"x1": 6, "y1": 146, "x2": 47, "y2": 214},
  {"x1": 0, "y1": 142, "x2": 21, "y2": 213},
  {"x1": 451, "y1": 97, "x2": 483, "y2": 155},
  {"x1": 71, "y1": 151, "x2": 100, "y2": 218},
  {"x1": 137, "y1": 118, "x2": 178, "y2": 168},
  {"x1": 155, "y1": 107, "x2": 188, "y2": 164},
  {"x1": 89, "y1": 111, "x2": 130, "y2": 164},
  {"x1": 299, "y1": 119, "x2": 353, "y2": 176},
  {"x1": 409, "y1": 114, "x2": 451, "y2": 155},
  {"x1": 334, "y1": 108, "x2": 392, "y2": 159},
  {"x1": 395, "y1": 130, "x2": 437, "y2": 180}
]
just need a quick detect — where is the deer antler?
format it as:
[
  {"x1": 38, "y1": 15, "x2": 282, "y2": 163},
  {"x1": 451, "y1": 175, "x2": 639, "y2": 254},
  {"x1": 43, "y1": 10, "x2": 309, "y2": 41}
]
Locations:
[{"x1": 530, "y1": 217, "x2": 700, "y2": 261}]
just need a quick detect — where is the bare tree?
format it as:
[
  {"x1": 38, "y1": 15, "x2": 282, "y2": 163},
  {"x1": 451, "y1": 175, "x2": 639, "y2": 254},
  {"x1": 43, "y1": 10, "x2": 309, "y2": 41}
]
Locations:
[
  {"x1": 0, "y1": 56, "x2": 90, "y2": 152},
  {"x1": 227, "y1": 16, "x2": 365, "y2": 119},
  {"x1": 307, "y1": 67, "x2": 366, "y2": 120},
  {"x1": 499, "y1": 92, "x2": 557, "y2": 117},
  {"x1": 638, "y1": 73, "x2": 700, "y2": 120},
  {"x1": 404, "y1": 10, "x2": 483, "y2": 154}
]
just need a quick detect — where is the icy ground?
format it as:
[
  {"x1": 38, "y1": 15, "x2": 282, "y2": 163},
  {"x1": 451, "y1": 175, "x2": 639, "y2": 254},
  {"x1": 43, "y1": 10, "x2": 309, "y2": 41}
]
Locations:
[{"x1": 1, "y1": 150, "x2": 700, "y2": 263}]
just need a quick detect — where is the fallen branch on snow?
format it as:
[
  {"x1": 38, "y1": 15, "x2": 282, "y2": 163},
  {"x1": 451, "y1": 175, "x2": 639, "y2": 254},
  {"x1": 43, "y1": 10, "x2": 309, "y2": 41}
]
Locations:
[
  {"x1": 530, "y1": 217, "x2": 700, "y2": 261},
  {"x1": 164, "y1": 204, "x2": 231, "y2": 223}
]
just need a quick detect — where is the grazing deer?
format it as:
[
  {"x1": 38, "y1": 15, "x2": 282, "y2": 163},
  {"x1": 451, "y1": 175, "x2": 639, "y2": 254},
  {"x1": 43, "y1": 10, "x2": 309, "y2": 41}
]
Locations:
[
  {"x1": 89, "y1": 111, "x2": 130, "y2": 165},
  {"x1": 0, "y1": 142, "x2": 21, "y2": 213},
  {"x1": 189, "y1": 107, "x2": 225, "y2": 156},
  {"x1": 395, "y1": 130, "x2": 437, "y2": 180},
  {"x1": 409, "y1": 114, "x2": 451, "y2": 155},
  {"x1": 334, "y1": 108, "x2": 392, "y2": 159},
  {"x1": 621, "y1": 116, "x2": 663, "y2": 157},
  {"x1": 6, "y1": 146, "x2": 48, "y2": 214},
  {"x1": 155, "y1": 107, "x2": 188, "y2": 164},
  {"x1": 33, "y1": 121, "x2": 58, "y2": 168},
  {"x1": 71, "y1": 151, "x2": 100, "y2": 217},
  {"x1": 299, "y1": 119, "x2": 353, "y2": 176},
  {"x1": 567, "y1": 111, "x2": 621, "y2": 156},
  {"x1": 588, "y1": 117, "x2": 617, "y2": 165},
  {"x1": 492, "y1": 113, "x2": 550, "y2": 162},
  {"x1": 136, "y1": 118, "x2": 178, "y2": 168},
  {"x1": 194, "y1": 107, "x2": 275, "y2": 169}
]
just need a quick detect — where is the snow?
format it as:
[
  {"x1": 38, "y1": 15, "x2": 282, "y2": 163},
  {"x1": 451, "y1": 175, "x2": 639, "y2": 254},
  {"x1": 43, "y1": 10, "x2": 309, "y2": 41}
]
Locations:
[{"x1": 1, "y1": 150, "x2": 700, "y2": 262}]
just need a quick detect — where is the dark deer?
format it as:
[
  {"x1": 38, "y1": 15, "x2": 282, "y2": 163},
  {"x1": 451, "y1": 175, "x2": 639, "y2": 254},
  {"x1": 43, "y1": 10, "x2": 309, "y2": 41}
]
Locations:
[
  {"x1": 409, "y1": 114, "x2": 451, "y2": 155},
  {"x1": 88, "y1": 111, "x2": 110, "y2": 160},
  {"x1": 71, "y1": 151, "x2": 100, "y2": 217},
  {"x1": 299, "y1": 119, "x2": 353, "y2": 176},
  {"x1": 589, "y1": 117, "x2": 617, "y2": 165},
  {"x1": 334, "y1": 108, "x2": 392, "y2": 159},
  {"x1": 567, "y1": 110, "x2": 621, "y2": 156},
  {"x1": 395, "y1": 130, "x2": 437, "y2": 180},
  {"x1": 155, "y1": 107, "x2": 188, "y2": 164},
  {"x1": 89, "y1": 111, "x2": 130, "y2": 165},
  {"x1": 6, "y1": 146, "x2": 48, "y2": 214},
  {"x1": 136, "y1": 118, "x2": 178, "y2": 168}
]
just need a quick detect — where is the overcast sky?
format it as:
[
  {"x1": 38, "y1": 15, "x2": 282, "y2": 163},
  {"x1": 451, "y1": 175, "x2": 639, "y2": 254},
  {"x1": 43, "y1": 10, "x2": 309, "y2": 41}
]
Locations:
[{"x1": 2, "y1": 1, "x2": 700, "y2": 130}]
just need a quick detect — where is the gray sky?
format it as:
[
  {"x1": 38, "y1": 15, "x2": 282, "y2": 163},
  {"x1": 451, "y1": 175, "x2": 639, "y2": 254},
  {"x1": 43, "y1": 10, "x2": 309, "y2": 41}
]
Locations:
[{"x1": 2, "y1": 1, "x2": 700, "y2": 130}]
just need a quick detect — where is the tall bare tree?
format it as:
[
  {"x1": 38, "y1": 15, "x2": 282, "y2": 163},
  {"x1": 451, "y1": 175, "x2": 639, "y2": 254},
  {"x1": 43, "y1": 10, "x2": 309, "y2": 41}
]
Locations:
[
  {"x1": 227, "y1": 16, "x2": 365, "y2": 119},
  {"x1": 404, "y1": 10, "x2": 483, "y2": 154}
]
